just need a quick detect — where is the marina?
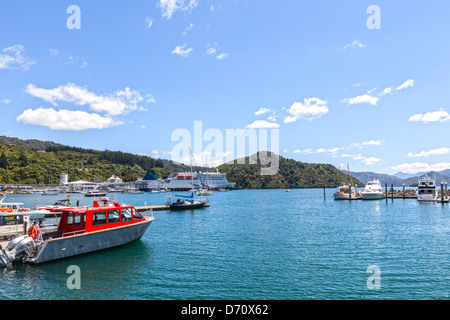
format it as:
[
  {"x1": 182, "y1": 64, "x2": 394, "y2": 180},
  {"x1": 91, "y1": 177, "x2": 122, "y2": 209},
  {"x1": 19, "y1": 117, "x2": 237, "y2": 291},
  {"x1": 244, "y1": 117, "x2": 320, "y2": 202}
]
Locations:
[{"x1": 0, "y1": 189, "x2": 448, "y2": 300}]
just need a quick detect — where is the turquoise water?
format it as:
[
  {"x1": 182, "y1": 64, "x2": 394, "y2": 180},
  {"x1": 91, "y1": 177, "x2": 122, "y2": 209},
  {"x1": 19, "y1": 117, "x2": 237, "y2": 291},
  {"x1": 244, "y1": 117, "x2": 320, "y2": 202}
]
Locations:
[{"x1": 0, "y1": 189, "x2": 449, "y2": 300}]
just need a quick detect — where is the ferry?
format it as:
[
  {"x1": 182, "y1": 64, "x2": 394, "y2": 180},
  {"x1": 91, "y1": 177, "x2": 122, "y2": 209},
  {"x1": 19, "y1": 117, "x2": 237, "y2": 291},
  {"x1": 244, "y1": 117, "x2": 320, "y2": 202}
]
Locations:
[
  {"x1": 360, "y1": 179, "x2": 385, "y2": 200},
  {"x1": 0, "y1": 198, "x2": 154, "y2": 266},
  {"x1": 417, "y1": 175, "x2": 438, "y2": 202},
  {"x1": 136, "y1": 170, "x2": 235, "y2": 191}
]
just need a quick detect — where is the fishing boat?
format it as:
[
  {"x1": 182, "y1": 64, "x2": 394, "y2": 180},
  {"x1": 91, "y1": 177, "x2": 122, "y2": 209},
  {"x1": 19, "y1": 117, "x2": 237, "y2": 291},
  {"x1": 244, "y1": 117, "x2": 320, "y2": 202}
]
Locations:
[
  {"x1": 168, "y1": 193, "x2": 207, "y2": 211},
  {"x1": 195, "y1": 188, "x2": 214, "y2": 196},
  {"x1": 360, "y1": 179, "x2": 385, "y2": 200},
  {"x1": 37, "y1": 198, "x2": 73, "y2": 212},
  {"x1": 417, "y1": 175, "x2": 438, "y2": 202},
  {"x1": 334, "y1": 164, "x2": 360, "y2": 200},
  {"x1": 0, "y1": 198, "x2": 154, "y2": 266},
  {"x1": 84, "y1": 190, "x2": 108, "y2": 197},
  {"x1": 333, "y1": 184, "x2": 360, "y2": 200},
  {"x1": 0, "y1": 196, "x2": 31, "y2": 213}
]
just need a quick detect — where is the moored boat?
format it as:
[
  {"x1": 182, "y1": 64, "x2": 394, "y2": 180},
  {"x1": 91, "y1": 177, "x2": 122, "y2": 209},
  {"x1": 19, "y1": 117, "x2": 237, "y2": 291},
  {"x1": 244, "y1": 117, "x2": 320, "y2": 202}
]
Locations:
[
  {"x1": 0, "y1": 198, "x2": 154, "y2": 266},
  {"x1": 168, "y1": 193, "x2": 207, "y2": 211},
  {"x1": 333, "y1": 184, "x2": 360, "y2": 200},
  {"x1": 360, "y1": 179, "x2": 385, "y2": 200},
  {"x1": 417, "y1": 175, "x2": 438, "y2": 202}
]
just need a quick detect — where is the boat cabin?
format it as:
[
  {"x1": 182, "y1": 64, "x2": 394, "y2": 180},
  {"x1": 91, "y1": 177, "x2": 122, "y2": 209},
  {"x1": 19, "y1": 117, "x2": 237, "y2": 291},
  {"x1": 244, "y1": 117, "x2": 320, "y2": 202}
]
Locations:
[{"x1": 54, "y1": 198, "x2": 145, "y2": 238}]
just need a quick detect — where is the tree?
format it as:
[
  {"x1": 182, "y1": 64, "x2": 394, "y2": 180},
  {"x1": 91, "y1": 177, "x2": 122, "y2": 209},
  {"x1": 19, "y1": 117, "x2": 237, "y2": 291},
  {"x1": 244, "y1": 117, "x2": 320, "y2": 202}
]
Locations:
[
  {"x1": 0, "y1": 152, "x2": 8, "y2": 169},
  {"x1": 19, "y1": 150, "x2": 28, "y2": 167}
]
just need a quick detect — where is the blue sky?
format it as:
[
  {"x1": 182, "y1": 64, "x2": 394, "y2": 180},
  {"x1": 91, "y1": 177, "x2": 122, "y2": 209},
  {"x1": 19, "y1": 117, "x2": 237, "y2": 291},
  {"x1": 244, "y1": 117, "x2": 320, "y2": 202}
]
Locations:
[{"x1": 1, "y1": 0, "x2": 450, "y2": 175}]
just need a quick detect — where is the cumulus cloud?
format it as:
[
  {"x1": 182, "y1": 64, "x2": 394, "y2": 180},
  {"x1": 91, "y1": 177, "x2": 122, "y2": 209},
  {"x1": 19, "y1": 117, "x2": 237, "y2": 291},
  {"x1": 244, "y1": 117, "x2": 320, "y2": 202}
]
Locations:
[
  {"x1": 25, "y1": 83, "x2": 143, "y2": 117},
  {"x1": 246, "y1": 120, "x2": 280, "y2": 129},
  {"x1": 341, "y1": 154, "x2": 382, "y2": 166},
  {"x1": 345, "y1": 94, "x2": 379, "y2": 106},
  {"x1": 171, "y1": 44, "x2": 193, "y2": 57},
  {"x1": 408, "y1": 109, "x2": 450, "y2": 123},
  {"x1": 0, "y1": 45, "x2": 36, "y2": 70},
  {"x1": 16, "y1": 108, "x2": 120, "y2": 130},
  {"x1": 255, "y1": 107, "x2": 271, "y2": 116},
  {"x1": 389, "y1": 162, "x2": 450, "y2": 174},
  {"x1": 18, "y1": 83, "x2": 148, "y2": 130},
  {"x1": 284, "y1": 98, "x2": 329, "y2": 123},
  {"x1": 396, "y1": 79, "x2": 414, "y2": 91},
  {"x1": 342, "y1": 40, "x2": 365, "y2": 50},
  {"x1": 158, "y1": 0, "x2": 198, "y2": 19},
  {"x1": 407, "y1": 147, "x2": 450, "y2": 158}
]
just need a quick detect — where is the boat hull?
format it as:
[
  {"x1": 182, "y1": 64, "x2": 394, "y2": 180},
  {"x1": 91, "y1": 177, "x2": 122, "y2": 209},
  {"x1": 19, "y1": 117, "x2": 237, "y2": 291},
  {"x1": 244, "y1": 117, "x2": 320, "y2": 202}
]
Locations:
[
  {"x1": 169, "y1": 203, "x2": 205, "y2": 211},
  {"x1": 361, "y1": 192, "x2": 385, "y2": 200},
  {"x1": 29, "y1": 217, "x2": 154, "y2": 264}
]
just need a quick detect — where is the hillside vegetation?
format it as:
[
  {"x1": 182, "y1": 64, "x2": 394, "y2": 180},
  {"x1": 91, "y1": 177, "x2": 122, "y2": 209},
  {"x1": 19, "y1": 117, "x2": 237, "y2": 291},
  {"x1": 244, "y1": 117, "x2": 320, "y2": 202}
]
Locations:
[{"x1": 216, "y1": 152, "x2": 363, "y2": 189}]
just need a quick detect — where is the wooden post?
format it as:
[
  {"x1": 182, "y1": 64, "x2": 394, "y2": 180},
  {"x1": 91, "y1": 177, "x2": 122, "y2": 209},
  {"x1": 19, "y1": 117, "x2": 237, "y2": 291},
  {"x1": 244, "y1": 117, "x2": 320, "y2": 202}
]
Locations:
[
  {"x1": 391, "y1": 184, "x2": 394, "y2": 202},
  {"x1": 385, "y1": 183, "x2": 388, "y2": 203},
  {"x1": 441, "y1": 182, "x2": 444, "y2": 202},
  {"x1": 324, "y1": 186, "x2": 326, "y2": 201},
  {"x1": 349, "y1": 184, "x2": 351, "y2": 200},
  {"x1": 445, "y1": 183, "x2": 448, "y2": 200},
  {"x1": 402, "y1": 183, "x2": 405, "y2": 200}
]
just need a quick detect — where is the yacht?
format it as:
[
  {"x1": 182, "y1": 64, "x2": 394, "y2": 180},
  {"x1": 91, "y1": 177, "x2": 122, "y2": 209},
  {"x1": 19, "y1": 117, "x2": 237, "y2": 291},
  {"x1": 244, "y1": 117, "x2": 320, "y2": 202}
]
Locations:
[
  {"x1": 360, "y1": 179, "x2": 385, "y2": 200},
  {"x1": 417, "y1": 175, "x2": 438, "y2": 202}
]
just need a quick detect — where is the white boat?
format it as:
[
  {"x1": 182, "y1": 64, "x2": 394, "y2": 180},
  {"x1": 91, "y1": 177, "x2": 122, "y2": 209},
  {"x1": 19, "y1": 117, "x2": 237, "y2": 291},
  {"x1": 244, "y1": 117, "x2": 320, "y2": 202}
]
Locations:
[
  {"x1": 360, "y1": 179, "x2": 385, "y2": 200},
  {"x1": 417, "y1": 175, "x2": 438, "y2": 202},
  {"x1": 333, "y1": 184, "x2": 360, "y2": 200}
]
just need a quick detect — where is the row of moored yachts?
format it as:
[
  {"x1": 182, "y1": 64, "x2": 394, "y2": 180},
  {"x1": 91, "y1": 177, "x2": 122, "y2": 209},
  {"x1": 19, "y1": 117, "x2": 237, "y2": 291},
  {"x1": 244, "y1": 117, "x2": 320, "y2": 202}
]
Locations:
[{"x1": 334, "y1": 175, "x2": 443, "y2": 202}]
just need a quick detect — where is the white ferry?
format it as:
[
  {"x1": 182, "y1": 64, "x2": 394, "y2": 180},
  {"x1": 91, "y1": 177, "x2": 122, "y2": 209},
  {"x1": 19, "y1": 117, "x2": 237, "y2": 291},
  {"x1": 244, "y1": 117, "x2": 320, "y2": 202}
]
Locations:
[{"x1": 136, "y1": 170, "x2": 235, "y2": 191}]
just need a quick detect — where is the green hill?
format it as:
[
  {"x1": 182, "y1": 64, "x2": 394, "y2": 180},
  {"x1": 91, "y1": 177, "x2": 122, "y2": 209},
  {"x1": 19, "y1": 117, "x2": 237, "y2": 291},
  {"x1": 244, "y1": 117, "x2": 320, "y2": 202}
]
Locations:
[
  {"x1": 0, "y1": 136, "x2": 206, "y2": 185},
  {"x1": 215, "y1": 152, "x2": 364, "y2": 189}
]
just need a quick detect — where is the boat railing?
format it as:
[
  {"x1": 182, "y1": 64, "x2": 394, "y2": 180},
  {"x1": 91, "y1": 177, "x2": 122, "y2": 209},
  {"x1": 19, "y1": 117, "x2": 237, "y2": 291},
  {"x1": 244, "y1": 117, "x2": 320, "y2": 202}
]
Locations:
[{"x1": 63, "y1": 230, "x2": 85, "y2": 237}]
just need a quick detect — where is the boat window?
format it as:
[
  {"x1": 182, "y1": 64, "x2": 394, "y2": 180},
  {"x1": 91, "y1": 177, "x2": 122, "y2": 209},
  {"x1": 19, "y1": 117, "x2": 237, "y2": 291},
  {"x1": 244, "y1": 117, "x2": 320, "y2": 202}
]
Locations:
[
  {"x1": 121, "y1": 208, "x2": 132, "y2": 222},
  {"x1": 132, "y1": 208, "x2": 143, "y2": 220},
  {"x1": 74, "y1": 213, "x2": 81, "y2": 226},
  {"x1": 67, "y1": 212, "x2": 74, "y2": 225},
  {"x1": 92, "y1": 211, "x2": 107, "y2": 226},
  {"x1": 108, "y1": 210, "x2": 121, "y2": 224}
]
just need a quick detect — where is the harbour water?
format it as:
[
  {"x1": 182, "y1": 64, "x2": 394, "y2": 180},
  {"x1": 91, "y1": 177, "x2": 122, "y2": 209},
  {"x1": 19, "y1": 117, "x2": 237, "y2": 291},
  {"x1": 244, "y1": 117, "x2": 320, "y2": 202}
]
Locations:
[{"x1": 1, "y1": 189, "x2": 449, "y2": 300}]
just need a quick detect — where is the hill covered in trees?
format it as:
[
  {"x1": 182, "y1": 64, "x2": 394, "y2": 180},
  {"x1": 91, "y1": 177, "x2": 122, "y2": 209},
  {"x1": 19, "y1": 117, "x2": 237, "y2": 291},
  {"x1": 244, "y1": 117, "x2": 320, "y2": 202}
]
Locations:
[
  {"x1": 216, "y1": 152, "x2": 363, "y2": 189},
  {"x1": 0, "y1": 136, "x2": 206, "y2": 185}
]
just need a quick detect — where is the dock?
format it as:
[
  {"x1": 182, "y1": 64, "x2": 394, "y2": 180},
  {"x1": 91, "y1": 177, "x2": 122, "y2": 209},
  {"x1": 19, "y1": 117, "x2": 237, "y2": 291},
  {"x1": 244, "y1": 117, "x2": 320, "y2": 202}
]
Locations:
[{"x1": 136, "y1": 204, "x2": 210, "y2": 212}]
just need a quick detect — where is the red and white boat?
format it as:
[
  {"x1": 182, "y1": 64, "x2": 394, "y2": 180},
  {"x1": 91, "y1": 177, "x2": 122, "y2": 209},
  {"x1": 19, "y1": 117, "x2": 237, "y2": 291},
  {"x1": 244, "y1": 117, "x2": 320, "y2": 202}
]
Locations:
[{"x1": 0, "y1": 198, "x2": 154, "y2": 266}]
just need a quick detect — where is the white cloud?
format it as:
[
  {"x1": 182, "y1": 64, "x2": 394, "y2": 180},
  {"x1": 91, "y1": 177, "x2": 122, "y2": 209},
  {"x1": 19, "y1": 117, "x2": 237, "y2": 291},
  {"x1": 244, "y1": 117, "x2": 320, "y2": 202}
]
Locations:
[
  {"x1": 378, "y1": 87, "x2": 393, "y2": 96},
  {"x1": 341, "y1": 154, "x2": 382, "y2": 166},
  {"x1": 49, "y1": 49, "x2": 87, "y2": 69},
  {"x1": 0, "y1": 45, "x2": 36, "y2": 70},
  {"x1": 216, "y1": 53, "x2": 229, "y2": 60},
  {"x1": 25, "y1": 83, "x2": 143, "y2": 117},
  {"x1": 171, "y1": 44, "x2": 193, "y2": 57},
  {"x1": 408, "y1": 109, "x2": 450, "y2": 123},
  {"x1": 1, "y1": 99, "x2": 11, "y2": 104},
  {"x1": 396, "y1": 79, "x2": 414, "y2": 91},
  {"x1": 182, "y1": 23, "x2": 194, "y2": 35},
  {"x1": 388, "y1": 162, "x2": 450, "y2": 174},
  {"x1": 206, "y1": 47, "x2": 216, "y2": 55},
  {"x1": 342, "y1": 40, "x2": 365, "y2": 50},
  {"x1": 407, "y1": 147, "x2": 450, "y2": 158},
  {"x1": 16, "y1": 108, "x2": 120, "y2": 130},
  {"x1": 255, "y1": 107, "x2": 271, "y2": 116},
  {"x1": 246, "y1": 120, "x2": 280, "y2": 129},
  {"x1": 345, "y1": 94, "x2": 379, "y2": 106},
  {"x1": 158, "y1": 0, "x2": 198, "y2": 19},
  {"x1": 145, "y1": 17, "x2": 154, "y2": 28},
  {"x1": 284, "y1": 98, "x2": 329, "y2": 123}
]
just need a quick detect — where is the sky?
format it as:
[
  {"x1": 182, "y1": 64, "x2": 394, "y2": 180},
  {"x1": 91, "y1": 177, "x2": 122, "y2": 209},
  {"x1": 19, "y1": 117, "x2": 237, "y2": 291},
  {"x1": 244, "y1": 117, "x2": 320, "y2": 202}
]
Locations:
[{"x1": 1, "y1": 0, "x2": 450, "y2": 175}]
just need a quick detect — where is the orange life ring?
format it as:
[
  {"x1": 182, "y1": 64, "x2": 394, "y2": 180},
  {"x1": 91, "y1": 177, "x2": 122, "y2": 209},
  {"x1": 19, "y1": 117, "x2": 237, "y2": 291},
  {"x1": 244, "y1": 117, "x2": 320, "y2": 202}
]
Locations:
[
  {"x1": 19, "y1": 208, "x2": 30, "y2": 212},
  {"x1": 28, "y1": 225, "x2": 40, "y2": 239}
]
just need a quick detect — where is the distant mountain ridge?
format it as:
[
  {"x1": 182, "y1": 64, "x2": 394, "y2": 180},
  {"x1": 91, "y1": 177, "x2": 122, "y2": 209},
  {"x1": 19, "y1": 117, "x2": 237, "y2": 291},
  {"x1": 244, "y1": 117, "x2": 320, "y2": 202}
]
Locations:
[{"x1": 346, "y1": 170, "x2": 450, "y2": 187}]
